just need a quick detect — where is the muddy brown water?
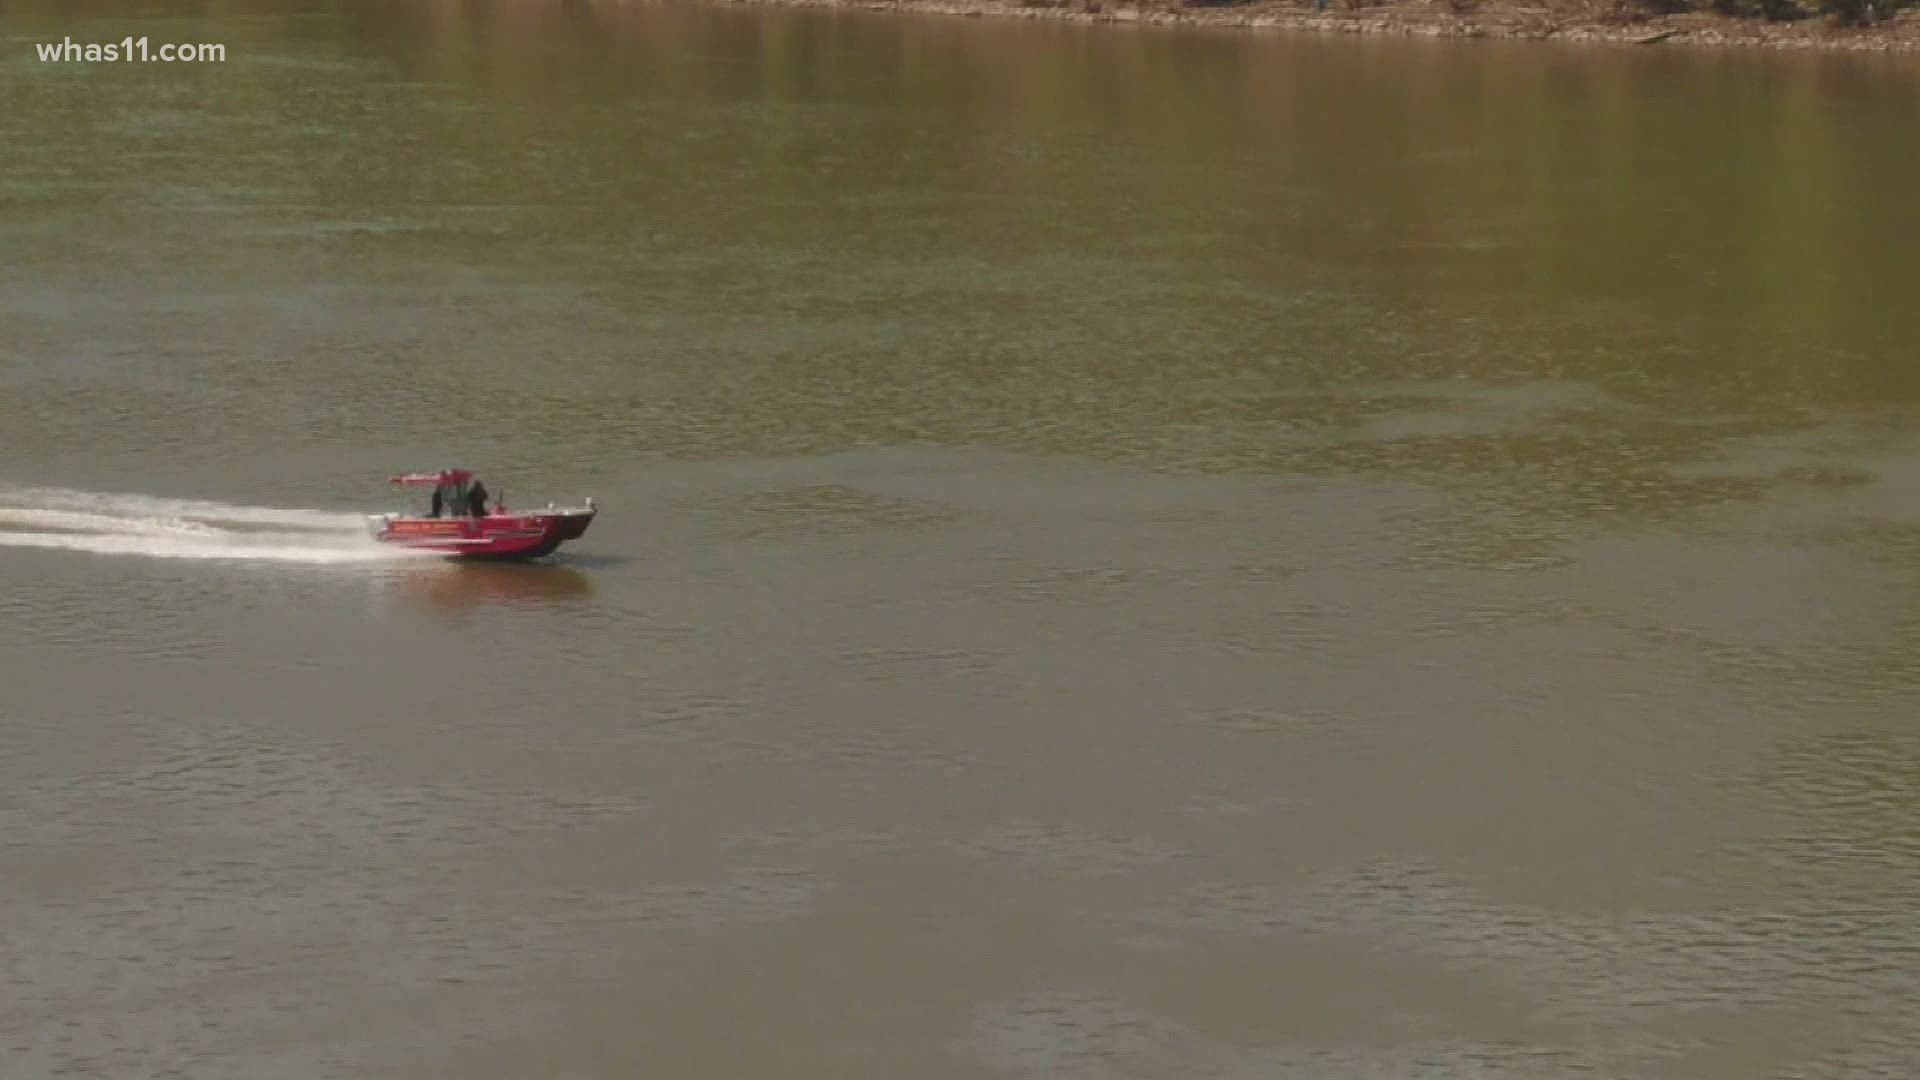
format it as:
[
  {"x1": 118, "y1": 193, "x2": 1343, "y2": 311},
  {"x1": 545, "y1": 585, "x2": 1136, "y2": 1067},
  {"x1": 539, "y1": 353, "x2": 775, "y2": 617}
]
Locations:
[{"x1": 3, "y1": 2, "x2": 1919, "y2": 1077}]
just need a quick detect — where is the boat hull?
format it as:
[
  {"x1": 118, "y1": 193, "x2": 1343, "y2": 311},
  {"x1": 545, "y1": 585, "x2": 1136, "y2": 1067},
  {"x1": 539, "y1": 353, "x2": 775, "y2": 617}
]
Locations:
[{"x1": 367, "y1": 507, "x2": 596, "y2": 561}]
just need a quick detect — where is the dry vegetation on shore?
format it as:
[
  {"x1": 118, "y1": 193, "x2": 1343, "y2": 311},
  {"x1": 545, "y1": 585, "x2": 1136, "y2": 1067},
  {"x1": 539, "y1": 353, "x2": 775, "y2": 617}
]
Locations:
[{"x1": 710, "y1": 0, "x2": 1920, "y2": 50}]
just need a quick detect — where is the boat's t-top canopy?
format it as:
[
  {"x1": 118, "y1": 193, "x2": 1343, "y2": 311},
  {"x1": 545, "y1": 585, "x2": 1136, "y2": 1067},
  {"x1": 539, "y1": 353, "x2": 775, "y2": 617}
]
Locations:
[{"x1": 389, "y1": 470, "x2": 473, "y2": 487}]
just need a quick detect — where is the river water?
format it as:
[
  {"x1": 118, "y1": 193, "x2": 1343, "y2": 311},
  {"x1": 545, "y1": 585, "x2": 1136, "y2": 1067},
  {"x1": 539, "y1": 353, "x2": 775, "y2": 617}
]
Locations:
[{"x1": 3, "y1": 2, "x2": 1919, "y2": 1077}]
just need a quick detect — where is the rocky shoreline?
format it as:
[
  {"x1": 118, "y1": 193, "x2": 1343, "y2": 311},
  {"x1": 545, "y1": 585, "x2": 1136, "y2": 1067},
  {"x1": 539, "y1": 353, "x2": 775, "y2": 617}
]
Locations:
[{"x1": 707, "y1": 0, "x2": 1920, "y2": 52}]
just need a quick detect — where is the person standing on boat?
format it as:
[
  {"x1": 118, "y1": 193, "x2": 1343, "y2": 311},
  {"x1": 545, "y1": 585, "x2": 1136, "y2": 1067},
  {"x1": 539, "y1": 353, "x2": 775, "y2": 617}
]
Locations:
[{"x1": 466, "y1": 477, "x2": 491, "y2": 518}]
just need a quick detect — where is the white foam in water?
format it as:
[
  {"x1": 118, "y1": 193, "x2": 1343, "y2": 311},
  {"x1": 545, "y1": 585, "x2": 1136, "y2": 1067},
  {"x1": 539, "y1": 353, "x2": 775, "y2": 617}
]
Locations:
[
  {"x1": 0, "y1": 486, "x2": 365, "y2": 529},
  {"x1": 0, "y1": 508, "x2": 223, "y2": 538},
  {"x1": 0, "y1": 485, "x2": 429, "y2": 565}
]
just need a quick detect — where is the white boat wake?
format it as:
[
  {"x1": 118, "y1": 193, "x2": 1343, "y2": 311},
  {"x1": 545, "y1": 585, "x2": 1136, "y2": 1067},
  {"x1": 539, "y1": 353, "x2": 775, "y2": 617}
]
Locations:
[{"x1": 0, "y1": 485, "x2": 430, "y2": 565}]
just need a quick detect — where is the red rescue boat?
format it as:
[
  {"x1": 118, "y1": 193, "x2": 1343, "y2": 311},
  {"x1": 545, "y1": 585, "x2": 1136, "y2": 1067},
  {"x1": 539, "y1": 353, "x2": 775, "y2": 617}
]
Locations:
[{"x1": 366, "y1": 469, "x2": 597, "y2": 561}]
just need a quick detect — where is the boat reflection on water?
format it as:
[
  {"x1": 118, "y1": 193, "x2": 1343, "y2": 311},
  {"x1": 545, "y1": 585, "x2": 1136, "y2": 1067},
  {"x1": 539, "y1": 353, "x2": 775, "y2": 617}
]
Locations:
[{"x1": 381, "y1": 560, "x2": 597, "y2": 614}]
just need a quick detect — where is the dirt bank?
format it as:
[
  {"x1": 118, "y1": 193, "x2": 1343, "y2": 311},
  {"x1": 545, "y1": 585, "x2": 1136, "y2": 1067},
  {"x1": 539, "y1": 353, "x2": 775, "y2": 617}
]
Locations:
[{"x1": 708, "y1": 0, "x2": 1920, "y2": 52}]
